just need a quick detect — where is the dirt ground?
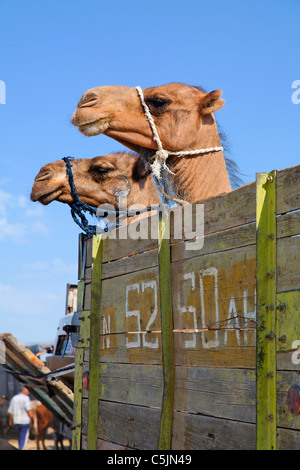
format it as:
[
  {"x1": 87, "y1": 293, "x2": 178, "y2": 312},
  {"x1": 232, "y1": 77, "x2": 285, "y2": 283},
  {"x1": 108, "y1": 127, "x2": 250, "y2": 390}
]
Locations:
[
  {"x1": 1, "y1": 429, "x2": 71, "y2": 450},
  {"x1": 8, "y1": 437, "x2": 71, "y2": 450}
]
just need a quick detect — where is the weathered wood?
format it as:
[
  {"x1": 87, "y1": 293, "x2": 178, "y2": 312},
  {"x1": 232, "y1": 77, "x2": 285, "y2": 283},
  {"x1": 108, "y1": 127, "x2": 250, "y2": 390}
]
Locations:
[
  {"x1": 277, "y1": 237, "x2": 300, "y2": 293},
  {"x1": 277, "y1": 370, "x2": 300, "y2": 430},
  {"x1": 72, "y1": 348, "x2": 84, "y2": 450},
  {"x1": 73, "y1": 164, "x2": 300, "y2": 450},
  {"x1": 276, "y1": 291, "x2": 300, "y2": 355},
  {"x1": 171, "y1": 222, "x2": 256, "y2": 263},
  {"x1": 277, "y1": 210, "x2": 300, "y2": 239},
  {"x1": 256, "y1": 171, "x2": 277, "y2": 450},
  {"x1": 157, "y1": 210, "x2": 175, "y2": 450},
  {"x1": 277, "y1": 165, "x2": 300, "y2": 215},
  {"x1": 87, "y1": 235, "x2": 103, "y2": 450},
  {"x1": 82, "y1": 399, "x2": 161, "y2": 450},
  {"x1": 102, "y1": 249, "x2": 158, "y2": 280},
  {"x1": 174, "y1": 366, "x2": 256, "y2": 423},
  {"x1": 172, "y1": 412, "x2": 256, "y2": 450},
  {"x1": 81, "y1": 362, "x2": 256, "y2": 424},
  {"x1": 170, "y1": 181, "x2": 256, "y2": 242},
  {"x1": 277, "y1": 428, "x2": 300, "y2": 450}
]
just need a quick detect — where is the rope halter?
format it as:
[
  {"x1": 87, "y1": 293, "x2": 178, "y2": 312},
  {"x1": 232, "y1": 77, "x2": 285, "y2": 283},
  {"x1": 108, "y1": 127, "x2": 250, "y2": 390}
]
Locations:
[
  {"x1": 62, "y1": 156, "x2": 152, "y2": 237},
  {"x1": 136, "y1": 86, "x2": 223, "y2": 203}
]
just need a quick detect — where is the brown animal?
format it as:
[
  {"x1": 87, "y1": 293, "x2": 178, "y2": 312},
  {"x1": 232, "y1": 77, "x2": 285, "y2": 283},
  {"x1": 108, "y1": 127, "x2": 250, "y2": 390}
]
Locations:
[
  {"x1": 31, "y1": 152, "x2": 162, "y2": 212},
  {"x1": 31, "y1": 401, "x2": 67, "y2": 450},
  {"x1": 71, "y1": 83, "x2": 237, "y2": 203}
]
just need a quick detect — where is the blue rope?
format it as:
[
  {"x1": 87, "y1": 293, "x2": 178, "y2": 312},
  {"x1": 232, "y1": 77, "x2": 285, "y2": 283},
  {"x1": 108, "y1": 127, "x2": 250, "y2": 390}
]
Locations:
[{"x1": 62, "y1": 156, "x2": 153, "y2": 238}]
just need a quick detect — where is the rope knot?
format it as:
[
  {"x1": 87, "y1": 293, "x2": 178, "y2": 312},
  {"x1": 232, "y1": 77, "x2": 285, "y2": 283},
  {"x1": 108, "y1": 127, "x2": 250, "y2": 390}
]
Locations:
[{"x1": 155, "y1": 149, "x2": 169, "y2": 162}]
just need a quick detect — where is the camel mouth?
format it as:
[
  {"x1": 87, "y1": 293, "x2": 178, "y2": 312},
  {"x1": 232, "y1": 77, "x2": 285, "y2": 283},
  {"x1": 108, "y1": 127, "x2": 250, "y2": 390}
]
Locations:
[
  {"x1": 74, "y1": 115, "x2": 113, "y2": 136},
  {"x1": 31, "y1": 188, "x2": 63, "y2": 205}
]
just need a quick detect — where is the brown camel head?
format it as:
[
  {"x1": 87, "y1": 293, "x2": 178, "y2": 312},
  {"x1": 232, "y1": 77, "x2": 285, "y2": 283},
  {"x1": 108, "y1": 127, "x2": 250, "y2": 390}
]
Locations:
[
  {"x1": 70, "y1": 83, "x2": 234, "y2": 203},
  {"x1": 30, "y1": 152, "x2": 161, "y2": 208},
  {"x1": 71, "y1": 83, "x2": 225, "y2": 155}
]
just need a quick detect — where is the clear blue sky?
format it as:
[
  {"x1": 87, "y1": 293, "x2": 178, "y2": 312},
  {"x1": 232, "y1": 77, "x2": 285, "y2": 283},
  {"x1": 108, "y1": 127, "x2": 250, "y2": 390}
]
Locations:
[{"x1": 0, "y1": 0, "x2": 299, "y2": 344}]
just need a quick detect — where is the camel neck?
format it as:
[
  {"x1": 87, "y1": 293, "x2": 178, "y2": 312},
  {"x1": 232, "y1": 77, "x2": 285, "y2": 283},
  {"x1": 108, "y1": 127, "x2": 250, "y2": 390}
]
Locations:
[
  {"x1": 169, "y1": 149, "x2": 231, "y2": 203},
  {"x1": 129, "y1": 176, "x2": 162, "y2": 208}
]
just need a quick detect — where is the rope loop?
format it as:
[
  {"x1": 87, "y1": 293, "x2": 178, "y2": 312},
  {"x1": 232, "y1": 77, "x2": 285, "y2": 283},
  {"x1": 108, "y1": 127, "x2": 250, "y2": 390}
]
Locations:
[
  {"x1": 62, "y1": 156, "x2": 153, "y2": 237},
  {"x1": 136, "y1": 86, "x2": 223, "y2": 204}
]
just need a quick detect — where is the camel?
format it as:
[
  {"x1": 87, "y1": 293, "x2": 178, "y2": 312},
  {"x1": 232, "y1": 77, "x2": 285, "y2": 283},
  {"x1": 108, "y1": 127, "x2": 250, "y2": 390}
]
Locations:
[
  {"x1": 31, "y1": 401, "x2": 67, "y2": 450},
  {"x1": 71, "y1": 83, "x2": 240, "y2": 203},
  {"x1": 30, "y1": 152, "x2": 162, "y2": 221}
]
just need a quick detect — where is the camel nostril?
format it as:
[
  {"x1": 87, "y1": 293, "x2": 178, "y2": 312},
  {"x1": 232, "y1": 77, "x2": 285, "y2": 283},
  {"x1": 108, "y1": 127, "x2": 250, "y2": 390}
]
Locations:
[
  {"x1": 34, "y1": 170, "x2": 54, "y2": 182},
  {"x1": 78, "y1": 92, "x2": 98, "y2": 108}
]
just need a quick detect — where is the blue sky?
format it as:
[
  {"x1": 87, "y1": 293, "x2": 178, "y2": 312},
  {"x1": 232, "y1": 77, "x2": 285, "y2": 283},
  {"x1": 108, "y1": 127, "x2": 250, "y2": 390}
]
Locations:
[{"x1": 0, "y1": 0, "x2": 299, "y2": 344}]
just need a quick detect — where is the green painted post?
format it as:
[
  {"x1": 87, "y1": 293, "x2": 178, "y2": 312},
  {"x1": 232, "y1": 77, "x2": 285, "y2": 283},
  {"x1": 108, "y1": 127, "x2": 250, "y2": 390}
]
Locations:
[
  {"x1": 256, "y1": 171, "x2": 277, "y2": 450},
  {"x1": 157, "y1": 208, "x2": 175, "y2": 450},
  {"x1": 87, "y1": 235, "x2": 103, "y2": 450}
]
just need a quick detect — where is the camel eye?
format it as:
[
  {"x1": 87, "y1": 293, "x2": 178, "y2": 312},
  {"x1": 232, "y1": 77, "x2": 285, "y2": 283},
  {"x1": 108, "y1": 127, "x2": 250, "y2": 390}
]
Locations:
[
  {"x1": 89, "y1": 165, "x2": 114, "y2": 178},
  {"x1": 145, "y1": 96, "x2": 170, "y2": 112}
]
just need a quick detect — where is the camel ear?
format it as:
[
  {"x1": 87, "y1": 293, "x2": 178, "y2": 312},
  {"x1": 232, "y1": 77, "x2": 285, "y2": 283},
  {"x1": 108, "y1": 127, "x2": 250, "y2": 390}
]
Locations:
[
  {"x1": 199, "y1": 90, "x2": 225, "y2": 115},
  {"x1": 132, "y1": 157, "x2": 152, "y2": 181}
]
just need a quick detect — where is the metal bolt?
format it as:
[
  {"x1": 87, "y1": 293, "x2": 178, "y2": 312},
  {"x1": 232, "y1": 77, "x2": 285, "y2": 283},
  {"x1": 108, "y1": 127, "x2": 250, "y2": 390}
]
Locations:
[
  {"x1": 266, "y1": 303, "x2": 275, "y2": 312},
  {"x1": 266, "y1": 270, "x2": 275, "y2": 280},
  {"x1": 266, "y1": 371, "x2": 274, "y2": 378},
  {"x1": 278, "y1": 335, "x2": 286, "y2": 343},
  {"x1": 268, "y1": 414, "x2": 274, "y2": 422},
  {"x1": 265, "y1": 331, "x2": 276, "y2": 340},
  {"x1": 276, "y1": 303, "x2": 286, "y2": 313},
  {"x1": 268, "y1": 233, "x2": 275, "y2": 241}
]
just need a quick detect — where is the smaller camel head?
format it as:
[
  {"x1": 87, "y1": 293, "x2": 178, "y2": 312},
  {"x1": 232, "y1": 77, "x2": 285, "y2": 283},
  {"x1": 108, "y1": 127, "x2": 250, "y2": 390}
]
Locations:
[{"x1": 31, "y1": 152, "x2": 159, "y2": 209}]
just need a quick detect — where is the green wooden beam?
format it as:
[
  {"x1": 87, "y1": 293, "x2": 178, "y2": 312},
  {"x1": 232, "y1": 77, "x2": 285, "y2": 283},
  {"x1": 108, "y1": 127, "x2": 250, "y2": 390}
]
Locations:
[
  {"x1": 256, "y1": 171, "x2": 277, "y2": 450},
  {"x1": 87, "y1": 235, "x2": 103, "y2": 450},
  {"x1": 72, "y1": 348, "x2": 84, "y2": 450},
  {"x1": 157, "y1": 208, "x2": 175, "y2": 450}
]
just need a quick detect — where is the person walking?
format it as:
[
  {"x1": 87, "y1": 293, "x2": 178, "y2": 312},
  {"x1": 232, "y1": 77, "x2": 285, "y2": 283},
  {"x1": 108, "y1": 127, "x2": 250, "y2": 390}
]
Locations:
[{"x1": 8, "y1": 386, "x2": 32, "y2": 450}]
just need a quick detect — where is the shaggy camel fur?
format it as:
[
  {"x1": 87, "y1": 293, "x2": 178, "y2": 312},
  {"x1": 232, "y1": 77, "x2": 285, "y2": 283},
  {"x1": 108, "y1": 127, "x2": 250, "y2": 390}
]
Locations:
[{"x1": 71, "y1": 83, "x2": 237, "y2": 203}]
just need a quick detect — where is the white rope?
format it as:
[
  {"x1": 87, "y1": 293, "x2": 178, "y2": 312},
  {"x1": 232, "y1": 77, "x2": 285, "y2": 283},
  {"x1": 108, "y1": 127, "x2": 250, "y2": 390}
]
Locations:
[{"x1": 136, "y1": 86, "x2": 223, "y2": 181}]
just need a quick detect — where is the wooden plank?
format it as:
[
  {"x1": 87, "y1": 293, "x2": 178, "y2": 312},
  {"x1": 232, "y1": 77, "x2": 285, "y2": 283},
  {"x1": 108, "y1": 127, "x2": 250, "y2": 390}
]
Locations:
[
  {"x1": 174, "y1": 366, "x2": 256, "y2": 423},
  {"x1": 276, "y1": 291, "x2": 300, "y2": 355},
  {"x1": 174, "y1": 332, "x2": 256, "y2": 368},
  {"x1": 81, "y1": 434, "x2": 134, "y2": 450},
  {"x1": 277, "y1": 237, "x2": 300, "y2": 293},
  {"x1": 171, "y1": 244, "x2": 256, "y2": 368},
  {"x1": 277, "y1": 164, "x2": 300, "y2": 215},
  {"x1": 102, "y1": 218, "x2": 158, "y2": 262},
  {"x1": 170, "y1": 181, "x2": 256, "y2": 242},
  {"x1": 172, "y1": 412, "x2": 256, "y2": 450},
  {"x1": 82, "y1": 400, "x2": 161, "y2": 450},
  {"x1": 256, "y1": 171, "x2": 277, "y2": 450},
  {"x1": 99, "y1": 266, "x2": 162, "y2": 365},
  {"x1": 277, "y1": 428, "x2": 300, "y2": 450},
  {"x1": 83, "y1": 362, "x2": 163, "y2": 408},
  {"x1": 171, "y1": 210, "x2": 300, "y2": 264},
  {"x1": 87, "y1": 235, "x2": 103, "y2": 450},
  {"x1": 277, "y1": 350, "x2": 300, "y2": 372},
  {"x1": 277, "y1": 370, "x2": 300, "y2": 430},
  {"x1": 88, "y1": 363, "x2": 255, "y2": 423},
  {"x1": 277, "y1": 211, "x2": 300, "y2": 239},
  {"x1": 92, "y1": 244, "x2": 256, "y2": 368},
  {"x1": 157, "y1": 209, "x2": 175, "y2": 450},
  {"x1": 102, "y1": 249, "x2": 158, "y2": 280},
  {"x1": 171, "y1": 222, "x2": 256, "y2": 263},
  {"x1": 84, "y1": 330, "x2": 255, "y2": 368}
]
